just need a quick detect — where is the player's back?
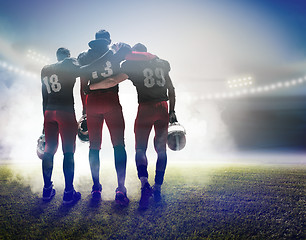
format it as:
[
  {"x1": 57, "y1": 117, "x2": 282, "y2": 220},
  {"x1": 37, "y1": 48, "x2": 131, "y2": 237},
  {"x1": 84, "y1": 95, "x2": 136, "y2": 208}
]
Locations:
[
  {"x1": 41, "y1": 58, "x2": 79, "y2": 112},
  {"x1": 79, "y1": 45, "x2": 131, "y2": 93},
  {"x1": 122, "y1": 57, "x2": 170, "y2": 103}
]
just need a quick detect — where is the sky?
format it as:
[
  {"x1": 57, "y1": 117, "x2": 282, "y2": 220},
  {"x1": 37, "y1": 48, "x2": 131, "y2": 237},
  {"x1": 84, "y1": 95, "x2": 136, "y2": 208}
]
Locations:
[{"x1": 0, "y1": 0, "x2": 306, "y2": 166}]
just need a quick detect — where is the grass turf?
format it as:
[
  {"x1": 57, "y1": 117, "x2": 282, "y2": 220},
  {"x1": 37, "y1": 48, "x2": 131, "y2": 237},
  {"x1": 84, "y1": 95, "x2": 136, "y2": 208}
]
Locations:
[{"x1": 0, "y1": 162, "x2": 305, "y2": 239}]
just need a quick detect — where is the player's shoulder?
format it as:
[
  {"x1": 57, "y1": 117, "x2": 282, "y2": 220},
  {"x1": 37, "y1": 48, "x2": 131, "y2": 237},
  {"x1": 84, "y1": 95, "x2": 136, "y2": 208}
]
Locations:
[
  {"x1": 111, "y1": 42, "x2": 132, "y2": 62},
  {"x1": 77, "y1": 49, "x2": 100, "y2": 65},
  {"x1": 155, "y1": 58, "x2": 171, "y2": 71},
  {"x1": 62, "y1": 57, "x2": 79, "y2": 66},
  {"x1": 77, "y1": 50, "x2": 90, "y2": 65},
  {"x1": 41, "y1": 63, "x2": 54, "y2": 75}
]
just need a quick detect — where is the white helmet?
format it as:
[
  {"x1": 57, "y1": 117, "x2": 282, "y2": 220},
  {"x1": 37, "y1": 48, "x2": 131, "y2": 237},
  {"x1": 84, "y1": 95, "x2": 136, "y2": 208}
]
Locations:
[
  {"x1": 167, "y1": 122, "x2": 186, "y2": 151},
  {"x1": 36, "y1": 134, "x2": 45, "y2": 159},
  {"x1": 78, "y1": 115, "x2": 89, "y2": 143}
]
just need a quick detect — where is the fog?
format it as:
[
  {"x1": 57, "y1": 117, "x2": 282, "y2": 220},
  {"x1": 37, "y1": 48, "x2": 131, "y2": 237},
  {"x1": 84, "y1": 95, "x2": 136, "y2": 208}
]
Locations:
[{"x1": 0, "y1": 0, "x2": 305, "y2": 195}]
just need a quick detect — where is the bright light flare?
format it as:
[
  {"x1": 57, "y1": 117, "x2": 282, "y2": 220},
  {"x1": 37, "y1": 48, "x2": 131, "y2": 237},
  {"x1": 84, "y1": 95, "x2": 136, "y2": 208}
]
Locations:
[
  {"x1": 27, "y1": 49, "x2": 50, "y2": 65},
  {"x1": 203, "y1": 74, "x2": 306, "y2": 100},
  {"x1": 227, "y1": 75, "x2": 254, "y2": 89},
  {"x1": 0, "y1": 60, "x2": 39, "y2": 79}
]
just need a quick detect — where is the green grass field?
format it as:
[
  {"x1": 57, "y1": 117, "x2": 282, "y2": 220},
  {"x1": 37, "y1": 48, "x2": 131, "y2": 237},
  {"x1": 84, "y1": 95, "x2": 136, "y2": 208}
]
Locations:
[{"x1": 0, "y1": 162, "x2": 305, "y2": 240}]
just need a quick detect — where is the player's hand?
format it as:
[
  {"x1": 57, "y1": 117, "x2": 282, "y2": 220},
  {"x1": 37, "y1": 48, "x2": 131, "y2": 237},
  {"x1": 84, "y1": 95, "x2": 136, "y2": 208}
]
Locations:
[
  {"x1": 111, "y1": 42, "x2": 131, "y2": 53},
  {"x1": 169, "y1": 111, "x2": 178, "y2": 123},
  {"x1": 83, "y1": 84, "x2": 90, "y2": 95}
]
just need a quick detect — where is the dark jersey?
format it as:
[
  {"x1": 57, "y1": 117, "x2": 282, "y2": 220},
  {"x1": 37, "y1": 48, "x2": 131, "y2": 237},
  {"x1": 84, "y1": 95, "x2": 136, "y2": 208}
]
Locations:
[
  {"x1": 78, "y1": 45, "x2": 131, "y2": 94},
  {"x1": 41, "y1": 58, "x2": 80, "y2": 113},
  {"x1": 121, "y1": 55, "x2": 171, "y2": 103}
]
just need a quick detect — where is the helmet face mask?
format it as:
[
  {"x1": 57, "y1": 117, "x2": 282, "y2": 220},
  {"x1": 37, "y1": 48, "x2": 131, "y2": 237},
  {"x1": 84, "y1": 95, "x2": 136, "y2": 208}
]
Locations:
[
  {"x1": 78, "y1": 115, "x2": 89, "y2": 143},
  {"x1": 36, "y1": 134, "x2": 45, "y2": 159},
  {"x1": 167, "y1": 122, "x2": 186, "y2": 151}
]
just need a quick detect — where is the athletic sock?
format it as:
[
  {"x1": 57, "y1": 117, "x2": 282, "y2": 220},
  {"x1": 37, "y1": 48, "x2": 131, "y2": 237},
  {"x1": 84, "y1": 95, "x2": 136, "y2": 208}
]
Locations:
[
  {"x1": 153, "y1": 184, "x2": 161, "y2": 192},
  {"x1": 140, "y1": 177, "x2": 149, "y2": 188},
  {"x1": 155, "y1": 170, "x2": 165, "y2": 185}
]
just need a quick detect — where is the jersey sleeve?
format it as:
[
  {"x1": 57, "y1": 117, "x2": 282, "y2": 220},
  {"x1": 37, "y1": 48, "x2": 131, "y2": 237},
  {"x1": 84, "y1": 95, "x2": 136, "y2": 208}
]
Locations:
[
  {"x1": 120, "y1": 60, "x2": 134, "y2": 77},
  {"x1": 40, "y1": 66, "x2": 49, "y2": 115},
  {"x1": 158, "y1": 59, "x2": 170, "y2": 72},
  {"x1": 164, "y1": 60, "x2": 171, "y2": 72}
]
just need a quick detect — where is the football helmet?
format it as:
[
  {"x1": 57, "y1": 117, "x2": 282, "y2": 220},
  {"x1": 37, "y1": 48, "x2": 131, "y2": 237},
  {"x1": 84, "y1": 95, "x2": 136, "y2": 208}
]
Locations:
[
  {"x1": 78, "y1": 115, "x2": 89, "y2": 143},
  {"x1": 167, "y1": 122, "x2": 186, "y2": 151},
  {"x1": 37, "y1": 134, "x2": 45, "y2": 160}
]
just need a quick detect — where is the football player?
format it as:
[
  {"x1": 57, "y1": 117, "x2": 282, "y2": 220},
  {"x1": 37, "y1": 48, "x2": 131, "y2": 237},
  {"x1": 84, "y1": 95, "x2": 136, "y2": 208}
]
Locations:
[
  {"x1": 41, "y1": 47, "x2": 81, "y2": 205},
  {"x1": 89, "y1": 43, "x2": 178, "y2": 209},
  {"x1": 77, "y1": 30, "x2": 131, "y2": 206}
]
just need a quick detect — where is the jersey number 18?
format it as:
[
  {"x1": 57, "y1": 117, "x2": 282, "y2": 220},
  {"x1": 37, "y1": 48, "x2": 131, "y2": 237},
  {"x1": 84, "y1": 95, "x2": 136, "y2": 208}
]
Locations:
[{"x1": 43, "y1": 74, "x2": 62, "y2": 94}]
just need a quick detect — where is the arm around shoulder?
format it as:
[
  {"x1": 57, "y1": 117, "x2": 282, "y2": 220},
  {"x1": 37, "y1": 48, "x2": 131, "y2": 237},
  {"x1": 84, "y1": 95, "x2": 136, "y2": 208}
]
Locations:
[{"x1": 89, "y1": 73, "x2": 129, "y2": 90}]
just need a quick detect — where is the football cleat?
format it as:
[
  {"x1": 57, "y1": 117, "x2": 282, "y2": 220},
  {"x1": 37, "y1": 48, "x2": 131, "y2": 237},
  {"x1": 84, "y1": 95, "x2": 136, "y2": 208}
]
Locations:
[
  {"x1": 77, "y1": 115, "x2": 89, "y2": 143},
  {"x1": 115, "y1": 189, "x2": 130, "y2": 207},
  {"x1": 167, "y1": 122, "x2": 186, "y2": 151},
  {"x1": 91, "y1": 184, "x2": 102, "y2": 201},
  {"x1": 153, "y1": 189, "x2": 162, "y2": 202},
  {"x1": 42, "y1": 184, "x2": 56, "y2": 201},
  {"x1": 139, "y1": 182, "x2": 153, "y2": 210},
  {"x1": 37, "y1": 134, "x2": 45, "y2": 160},
  {"x1": 63, "y1": 189, "x2": 81, "y2": 205}
]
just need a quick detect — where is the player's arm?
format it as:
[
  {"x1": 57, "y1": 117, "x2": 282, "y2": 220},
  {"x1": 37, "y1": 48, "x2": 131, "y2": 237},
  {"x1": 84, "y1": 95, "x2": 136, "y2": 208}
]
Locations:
[
  {"x1": 41, "y1": 84, "x2": 48, "y2": 115},
  {"x1": 166, "y1": 73, "x2": 177, "y2": 123},
  {"x1": 41, "y1": 69, "x2": 48, "y2": 116},
  {"x1": 80, "y1": 77, "x2": 88, "y2": 115},
  {"x1": 89, "y1": 73, "x2": 129, "y2": 90}
]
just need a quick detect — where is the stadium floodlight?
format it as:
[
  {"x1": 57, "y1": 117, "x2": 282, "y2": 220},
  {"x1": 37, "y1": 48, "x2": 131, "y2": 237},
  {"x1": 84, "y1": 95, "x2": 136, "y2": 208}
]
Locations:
[
  {"x1": 0, "y1": 60, "x2": 39, "y2": 79},
  {"x1": 264, "y1": 86, "x2": 270, "y2": 91},
  {"x1": 201, "y1": 74, "x2": 306, "y2": 101},
  {"x1": 26, "y1": 49, "x2": 50, "y2": 65},
  {"x1": 227, "y1": 75, "x2": 254, "y2": 89}
]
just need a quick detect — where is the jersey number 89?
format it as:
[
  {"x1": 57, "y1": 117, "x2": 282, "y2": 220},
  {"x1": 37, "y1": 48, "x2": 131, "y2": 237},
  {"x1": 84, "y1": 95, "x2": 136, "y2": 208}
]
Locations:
[
  {"x1": 143, "y1": 68, "x2": 166, "y2": 88},
  {"x1": 43, "y1": 74, "x2": 61, "y2": 93}
]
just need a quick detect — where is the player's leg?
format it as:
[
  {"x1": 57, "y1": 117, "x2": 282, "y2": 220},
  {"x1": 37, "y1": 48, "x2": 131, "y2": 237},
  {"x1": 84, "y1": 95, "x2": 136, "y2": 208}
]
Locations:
[
  {"x1": 58, "y1": 111, "x2": 78, "y2": 191},
  {"x1": 152, "y1": 102, "x2": 169, "y2": 202},
  {"x1": 134, "y1": 104, "x2": 154, "y2": 209},
  {"x1": 104, "y1": 107, "x2": 129, "y2": 206},
  {"x1": 42, "y1": 110, "x2": 58, "y2": 201},
  {"x1": 58, "y1": 111, "x2": 81, "y2": 204},
  {"x1": 87, "y1": 112, "x2": 104, "y2": 200}
]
